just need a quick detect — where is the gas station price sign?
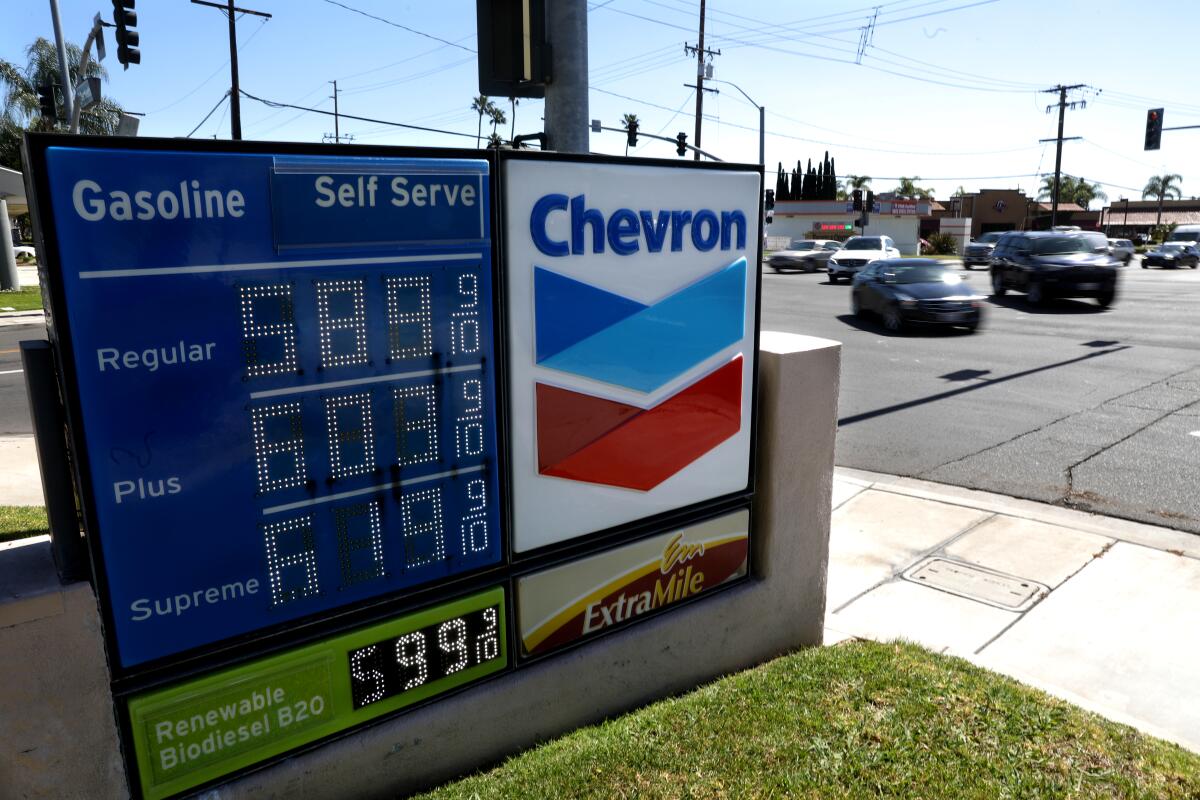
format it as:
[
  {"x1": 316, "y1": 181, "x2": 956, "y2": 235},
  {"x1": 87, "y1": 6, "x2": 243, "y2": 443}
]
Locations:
[{"x1": 30, "y1": 141, "x2": 503, "y2": 669}]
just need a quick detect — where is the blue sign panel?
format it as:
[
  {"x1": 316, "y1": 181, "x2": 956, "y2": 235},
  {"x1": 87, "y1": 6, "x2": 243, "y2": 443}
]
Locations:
[{"x1": 42, "y1": 147, "x2": 502, "y2": 668}]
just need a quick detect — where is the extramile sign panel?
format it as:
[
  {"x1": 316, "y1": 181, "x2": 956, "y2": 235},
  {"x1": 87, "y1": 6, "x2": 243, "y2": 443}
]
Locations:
[
  {"x1": 34, "y1": 143, "x2": 502, "y2": 668},
  {"x1": 501, "y1": 156, "x2": 761, "y2": 553},
  {"x1": 516, "y1": 507, "x2": 749, "y2": 657},
  {"x1": 126, "y1": 586, "x2": 506, "y2": 800}
]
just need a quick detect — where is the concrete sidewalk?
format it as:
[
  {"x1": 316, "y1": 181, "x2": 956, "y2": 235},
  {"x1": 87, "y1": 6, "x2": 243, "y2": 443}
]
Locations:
[{"x1": 827, "y1": 467, "x2": 1200, "y2": 754}]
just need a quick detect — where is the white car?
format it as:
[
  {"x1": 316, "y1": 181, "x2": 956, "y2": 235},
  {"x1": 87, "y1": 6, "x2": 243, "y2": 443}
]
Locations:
[
  {"x1": 1106, "y1": 238, "x2": 1134, "y2": 265},
  {"x1": 827, "y1": 235, "x2": 901, "y2": 283}
]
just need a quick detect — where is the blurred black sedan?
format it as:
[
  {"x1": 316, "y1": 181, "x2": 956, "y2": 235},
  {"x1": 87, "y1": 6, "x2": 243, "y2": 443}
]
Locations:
[
  {"x1": 850, "y1": 259, "x2": 983, "y2": 333},
  {"x1": 1142, "y1": 243, "x2": 1200, "y2": 269}
]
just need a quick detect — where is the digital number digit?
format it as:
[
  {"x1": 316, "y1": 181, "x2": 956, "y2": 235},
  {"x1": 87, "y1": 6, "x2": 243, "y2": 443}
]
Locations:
[
  {"x1": 461, "y1": 378, "x2": 483, "y2": 414},
  {"x1": 334, "y1": 500, "x2": 384, "y2": 587},
  {"x1": 394, "y1": 384, "x2": 438, "y2": 465},
  {"x1": 457, "y1": 273, "x2": 479, "y2": 309},
  {"x1": 455, "y1": 379, "x2": 485, "y2": 460},
  {"x1": 450, "y1": 311, "x2": 481, "y2": 355},
  {"x1": 250, "y1": 401, "x2": 307, "y2": 493},
  {"x1": 350, "y1": 645, "x2": 386, "y2": 705},
  {"x1": 460, "y1": 478, "x2": 489, "y2": 555},
  {"x1": 437, "y1": 618, "x2": 469, "y2": 675},
  {"x1": 263, "y1": 515, "x2": 320, "y2": 606},
  {"x1": 385, "y1": 275, "x2": 433, "y2": 360},
  {"x1": 324, "y1": 392, "x2": 376, "y2": 479},
  {"x1": 239, "y1": 283, "x2": 298, "y2": 378},
  {"x1": 400, "y1": 487, "x2": 446, "y2": 568},
  {"x1": 475, "y1": 606, "x2": 500, "y2": 662},
  {"x1": 395, "y1": 631, "x2": 428, "y2": 690},
  {"x1": 315, "y1": 278, "x2": 369, "y2": 368}
]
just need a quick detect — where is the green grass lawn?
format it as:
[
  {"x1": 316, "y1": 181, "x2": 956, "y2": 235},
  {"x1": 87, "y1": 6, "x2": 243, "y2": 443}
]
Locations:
[
  {"x1": 0, "y1": 505, "x2": 49, "y2": 543},
  {"x1": 0, "y1": 287, "x2": 44, "y2": 313},
  {"x1": 417, "y1": 640, "x2": 1200, "y2": 799}
]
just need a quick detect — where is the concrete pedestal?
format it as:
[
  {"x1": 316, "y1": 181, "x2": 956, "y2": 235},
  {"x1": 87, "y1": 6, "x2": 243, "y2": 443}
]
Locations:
[{"x1": 0, "y1": 333, "x2": 840, "y2": 799}]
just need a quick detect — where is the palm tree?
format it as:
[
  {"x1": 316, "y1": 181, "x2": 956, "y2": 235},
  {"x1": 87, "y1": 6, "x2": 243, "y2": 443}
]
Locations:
[
  {"x1": 844, "y1": 174, "x2": 871, "y2": 191},
  {"x1": 1, "y1": 37, "x2": 123, "y2": 168},
  {"x1": 894, "y1": 176, "x2": 932, "y2": 199},
  {"x1": 470, "y1": 95, "x2": 493, "y2": 147},
  {"x1": 508, "y1": 96, "x2": 519, "y2": 141},
  {"x1": 1143, "y1": 173, "x2": 1183, "y2": 226},
  {"x1": 487, "y1": 105, "x2": 506, "y2": 142},
  {"x1": 622, "y1": 113, "x2": 639, "y2": 156},
  {"x1": 1069, "y1": 179, "x2": 1106, "y2": 211}
]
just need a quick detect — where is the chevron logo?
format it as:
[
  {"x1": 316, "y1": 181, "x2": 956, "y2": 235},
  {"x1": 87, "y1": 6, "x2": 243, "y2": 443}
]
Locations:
[
  {"x1": 532, "y1": 256, "x2": 747, "y2": 491},
  {"x1": 534, "y1": 257, "x2": 746, "y2": 393}
]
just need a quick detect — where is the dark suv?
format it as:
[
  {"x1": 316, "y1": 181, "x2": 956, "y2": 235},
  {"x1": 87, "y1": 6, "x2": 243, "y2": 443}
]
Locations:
[
  {"x1": 963, "y1": 231, "x2": 1006, "y2": 269},
  {"x1": 989, "y1": 231, "x2": 1119, "y2": 307}
]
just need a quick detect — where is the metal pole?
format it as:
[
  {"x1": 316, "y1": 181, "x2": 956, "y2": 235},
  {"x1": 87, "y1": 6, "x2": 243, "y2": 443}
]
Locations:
[
  {"x1": 692, "y1": 0, "x2": 706, "y2": 160},
  {"x1": 0, "y1": 197, "x2": 18, "y2": 291},
  {"x1": 68, "y1": 27, "x2": 97, "y2": 134},
  {"x1": 544, "y1": 0, "x2": 589, "y2": 153},
  {"x1": 1050, "y1": 86, "x2": 1066, "y2": 228},
  {"x1": 228, "y1": 0, "x2": 242, "y2": 139},
  {"x1": 48, "y1": 0, "x2": 75, "y2": 126},
  {"x1": 332, "y1": 80, "x2": 339, "y2": 142},
  {"x1": 758, "y1": 105, "x2": 765, "y2": 167}
]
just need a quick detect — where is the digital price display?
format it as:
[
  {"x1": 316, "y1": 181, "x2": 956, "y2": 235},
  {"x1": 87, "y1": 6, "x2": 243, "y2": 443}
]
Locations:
[
  {"x1": 126, "y1": 587, "x2": 507, "y2": 800},
  {"x1": 348, "y1": 603, "x2": 501, "y2": 709},
  {"x1": 33, "y1": 142, "x2": 503, "y2": 668}
]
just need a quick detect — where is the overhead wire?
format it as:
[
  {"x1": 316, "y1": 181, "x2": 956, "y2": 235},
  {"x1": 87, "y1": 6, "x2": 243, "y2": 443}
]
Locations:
[
  {"x1": 186, "y1": 91, "x2": 230, "y2": 138},
  {"x1": 319, "y1": 0, "x2": 475, "y2": 52}
]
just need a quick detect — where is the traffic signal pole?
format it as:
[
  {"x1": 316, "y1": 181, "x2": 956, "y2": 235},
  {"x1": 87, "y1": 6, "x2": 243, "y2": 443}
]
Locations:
[
  {"x1": 47, "y1": 0, "x2": 75, "y2": 126},
  {"x1": 544, "y1": 0, "x2": 589, "y2": 153}
]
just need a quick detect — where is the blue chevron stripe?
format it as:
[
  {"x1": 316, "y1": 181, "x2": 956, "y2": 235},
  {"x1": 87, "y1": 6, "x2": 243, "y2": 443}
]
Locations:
[
  {"x1": 534, "y1": 267, "x2": 647, "y2": 362},
  {"x1": 537, "y1": 257, "x2": 746, "y2": 393}
]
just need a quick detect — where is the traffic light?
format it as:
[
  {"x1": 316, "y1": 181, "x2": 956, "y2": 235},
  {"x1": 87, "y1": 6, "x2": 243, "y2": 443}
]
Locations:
[
  {"x1": 36, "y1": 84, "x2": 58, "y2": 123},
  {"x1": 626, "y1": 118, "x2": 638, "y2": 149},
  {"x1": 865, "y1": 190, "x2": 875, "y2": 211},
  {"x1": 476, "y1": 0, "x2": 547, "y2": 98},
  {"x1": 852, "y1": 189, "x2": 862, "y2": 211},
  {"x1": 1145, "y1": 107, "x2": 1164, "y2": 151},
  {"x1": 112, "y1": 0, "x2": 140, "y2": 68},
  {"x1": 675, "y1": 131, "x2": 687, "y2": 157},
  {"x1": 764, "y1": 189, "x2": 775, "y2": 211}
]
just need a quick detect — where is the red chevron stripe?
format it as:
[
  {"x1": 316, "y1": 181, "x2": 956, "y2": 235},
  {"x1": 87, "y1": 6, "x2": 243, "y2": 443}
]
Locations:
[{"x1": 536, "y1": 356, "x2": 743, "y2": 491}]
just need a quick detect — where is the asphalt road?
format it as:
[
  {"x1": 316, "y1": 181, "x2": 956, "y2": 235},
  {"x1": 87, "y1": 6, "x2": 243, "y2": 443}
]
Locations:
[
  {"x1": 4, "y1": 259, "x2": 1199, "y2": 534},
  {"x1": 761, "y1": 258, "x2": 1200, "y2": 535}
]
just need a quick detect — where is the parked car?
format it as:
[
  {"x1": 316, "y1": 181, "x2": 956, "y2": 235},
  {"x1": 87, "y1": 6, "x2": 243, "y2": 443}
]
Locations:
[
  {"x1": 850, "y1": 259, "x2": 983, "y2": 333},
  {"x1": 1107, "y1": 238, "x2": 1135, "y2": 265},
  {"x1": 827, "y1": 235, "x2": 900, "y2": 283},
  {"x1": 962, "y1": 231, "x2": 1006, "y2": 269},
  {"x1": 989, "y1": 231, "x2": 1119, "y2": 307},
  {"x1": 1142, "y1": 243, "x2": 1200, "y2": 269},
  {"x1": 768, "y1": 238, "x2": 841, "y2": 272}
]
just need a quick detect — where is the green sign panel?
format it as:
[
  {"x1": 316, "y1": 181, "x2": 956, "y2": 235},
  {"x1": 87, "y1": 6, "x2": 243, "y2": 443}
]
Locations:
[{"x1": 127, "y1": 586, "x2": 507, "y2": 800}]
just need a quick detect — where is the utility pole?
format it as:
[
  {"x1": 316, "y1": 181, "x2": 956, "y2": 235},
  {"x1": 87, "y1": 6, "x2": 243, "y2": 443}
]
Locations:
[
  {"x1": 47, "y1": 0, "x2": 75, "y2": 127},
  {"x1": 322, "y1": 81, "x2": 354, "y2": 144},
  {"x1": 544, "y1": 0, "x2": 588, "y2": 153},
  {"x1": 1039, "y1": 84, "x2": 1086, "y2": 228},
  {"x1": 191, "y1": 0, "x2": 272, "y2": 140},
  {"x1": 685, "y1": 2, "x2": 720, "y2": 161}
]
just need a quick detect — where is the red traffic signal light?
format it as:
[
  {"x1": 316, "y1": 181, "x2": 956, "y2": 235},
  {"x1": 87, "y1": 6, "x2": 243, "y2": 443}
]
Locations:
[{"x1": 1145, "y1": 107, "x2": 1163, "y2": 151}]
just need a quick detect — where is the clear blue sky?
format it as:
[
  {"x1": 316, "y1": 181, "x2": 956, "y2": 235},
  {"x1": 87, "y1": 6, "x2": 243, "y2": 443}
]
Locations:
[{"x1": 4, "y1": 0, "x2": 1197, "y2": 204}]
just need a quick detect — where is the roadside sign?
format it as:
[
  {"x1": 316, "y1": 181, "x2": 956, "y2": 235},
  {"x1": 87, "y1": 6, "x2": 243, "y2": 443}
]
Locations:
[
  {"x1": 500, "y1": 153, "x2": 761, "y2": 554},
  {"x1": 95, "y1": 13, "x2": 107, "y2": 62},
  {"x1": 27, "y1": 139, "x2": 504, "y2": 670},
  {"x1": 516, "y1": 507, "x2": 749, "y2": 658}
]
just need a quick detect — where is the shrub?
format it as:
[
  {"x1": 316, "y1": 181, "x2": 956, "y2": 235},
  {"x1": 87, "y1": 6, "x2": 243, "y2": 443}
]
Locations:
[{"x1": 927, "y1": 232, "x2": 958, "y2": 255}]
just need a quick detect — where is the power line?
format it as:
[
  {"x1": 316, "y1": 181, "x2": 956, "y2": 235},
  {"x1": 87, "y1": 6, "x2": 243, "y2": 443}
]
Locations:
[
  {"x1": 320, "y1": 0, "x2": 476, "y2": 52},
  {"x1": 187, "y1": 91, "x2": 230, "y2": 137},
  {"x1": 238, "y1": 89, "x2": 480, "y2": 140}
]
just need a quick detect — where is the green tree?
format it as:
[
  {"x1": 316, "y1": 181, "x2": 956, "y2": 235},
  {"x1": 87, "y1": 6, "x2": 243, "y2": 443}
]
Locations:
[
  {"x1": 508, "y1": 96, "x2": 519, "y2": 141},
  {"x1": 487, "y1": 104, "x2": 506, "y2": 141},
  {"x1": 1143, "y1": 173, "x2": 1183, "y2": 226},
  {"x1": 1069, "y1": 179, "x2": 1106, "y2": 210},
  {"x1": 1, "y1": 37, "x2": 124, "y2": 169},
  {"x1": 844, "y1": 174, "x2": 871, "y2": 190},
  {"x1": 894, "y1": 176, "x2": 932, "y2": 199},
  {"x1": 471, "y1": 95, "x2": 497, "y2": 148}
]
